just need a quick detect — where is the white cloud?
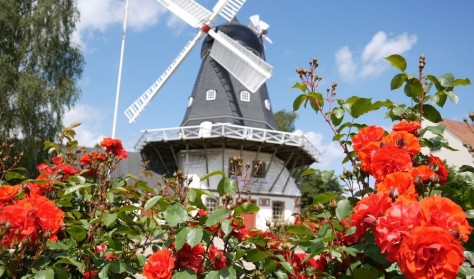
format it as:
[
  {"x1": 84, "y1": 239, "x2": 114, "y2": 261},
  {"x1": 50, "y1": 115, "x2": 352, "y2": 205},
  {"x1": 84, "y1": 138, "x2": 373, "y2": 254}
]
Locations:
[
  {"x1": 73, "y1": 0, "x2": 165, "y2": 48},
  {"x1": 336, "y1": 31, "x2": 417, "y2": 80},
  {"x1": 296, "y1": 130, "x2": 346, "y2": 173},
  {"x1": 335, "y1": 46, "x2": 356, "y2": 80},
  {"x1": 63, "y1": 105, "x2": 106, "y2": 147}
]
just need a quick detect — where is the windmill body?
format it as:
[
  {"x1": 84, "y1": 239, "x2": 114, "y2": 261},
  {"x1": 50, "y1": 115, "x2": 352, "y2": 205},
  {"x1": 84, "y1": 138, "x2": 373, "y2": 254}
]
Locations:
[{"x1": 126, "y1": 1, "x2": 319, "y2": 229}]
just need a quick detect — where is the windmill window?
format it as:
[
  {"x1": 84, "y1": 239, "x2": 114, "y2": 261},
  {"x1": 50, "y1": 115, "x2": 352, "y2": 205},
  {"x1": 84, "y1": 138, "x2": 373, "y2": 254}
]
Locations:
[
  {"x1": 272, "y1": 201, "x2": 285, "y2": 222},
  {"x1": 228, "y1": 157, "x2": 243, "y2": 177},
  {"x1": 205, "y1": 197, "x2": 217, "y2": 213},
  {"x1": 252, "y1": 160, "x2": 266, "y2": 178},
  {"x1": 264, "y1": 99, "x2": 271, "y2": 110},
  {"x1": 187, "y1": 96, "x2": 193, "y2": 107},
  {"x1": 240, "y1": 90, "x2": 250, "y2": 102},
  {"x1": 206, "y1": 89, "x2": 216, "y2": 100}
]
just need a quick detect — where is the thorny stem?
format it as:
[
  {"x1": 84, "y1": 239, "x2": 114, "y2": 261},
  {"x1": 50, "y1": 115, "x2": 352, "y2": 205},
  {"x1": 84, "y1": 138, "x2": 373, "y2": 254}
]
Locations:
[{"x1": 417, "y1": 53, "x2": 426, "y2": 119}]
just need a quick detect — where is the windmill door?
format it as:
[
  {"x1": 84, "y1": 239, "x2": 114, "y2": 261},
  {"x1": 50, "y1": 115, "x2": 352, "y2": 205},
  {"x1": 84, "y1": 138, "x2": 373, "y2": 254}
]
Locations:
[{"x1": 242, "y1": 213, "x2": 256, "y2": 230}]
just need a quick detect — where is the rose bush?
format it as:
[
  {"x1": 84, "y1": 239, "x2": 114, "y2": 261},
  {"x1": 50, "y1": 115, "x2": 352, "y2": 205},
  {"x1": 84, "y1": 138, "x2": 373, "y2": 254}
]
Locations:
[{"x1": 0, "y1": 54, "x2": 472, "y2": 278}]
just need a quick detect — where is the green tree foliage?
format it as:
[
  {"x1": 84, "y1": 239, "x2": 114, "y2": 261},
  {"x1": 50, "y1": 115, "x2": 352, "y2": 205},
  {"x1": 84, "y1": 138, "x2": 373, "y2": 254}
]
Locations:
[
  {"x1": 273, "y1": 109, "x2": 297, "y2": 132},
  {"x1": 299, "y1": 169, "x2": 344, "y2": 209},
  {"x1": 0, "y1": 0, "x2": 84, "y2": 174}
]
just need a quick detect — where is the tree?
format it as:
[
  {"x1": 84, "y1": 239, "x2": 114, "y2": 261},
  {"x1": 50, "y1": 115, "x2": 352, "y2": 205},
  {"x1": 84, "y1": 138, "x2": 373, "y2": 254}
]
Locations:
[
  {"x1": 273, "y1": 109, "x2": 298, "y2": 132},
  {"x1": 299, "y1": 169, "x2": 344, "y2": 209},
  {"x1": 0, "y1": 0, "x2": 84, "y2": 174}
]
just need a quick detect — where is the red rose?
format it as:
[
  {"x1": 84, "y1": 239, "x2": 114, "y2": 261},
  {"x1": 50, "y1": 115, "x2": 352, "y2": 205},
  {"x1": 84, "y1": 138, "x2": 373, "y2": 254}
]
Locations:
[
  {"x1": 142, "y1": 249, "x2": 175, "y2": 279},
  {"x1": 176, "y1": 243, "x2": 205, "y2": 274},
  {"x1": 100, "y1": 138, "x2": 128, "y2": 159},
  {"x1": 209, "y1": 245, "x2": 227, "y2": 270},
  {"x1": 396, "y1": 226, "x2": 464, "y2": 279},
  {"x1": 374, "y1": 201, "x2": 421, "y2": 262},
  {"x1": 84, "y1": 270, "x2": 98, "y2": 279},
  {"x1": 347, "y1": 193, "x2": 392, "y2": 244},
  {"x1": 411, "y1": 165, "x2": 435, "y2": 186}
]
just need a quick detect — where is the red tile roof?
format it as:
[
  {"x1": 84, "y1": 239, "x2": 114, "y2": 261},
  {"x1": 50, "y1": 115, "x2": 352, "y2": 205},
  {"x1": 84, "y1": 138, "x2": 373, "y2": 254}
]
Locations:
[{"x1": 441, "y1": 119, "x2": 474, "y2": 147}]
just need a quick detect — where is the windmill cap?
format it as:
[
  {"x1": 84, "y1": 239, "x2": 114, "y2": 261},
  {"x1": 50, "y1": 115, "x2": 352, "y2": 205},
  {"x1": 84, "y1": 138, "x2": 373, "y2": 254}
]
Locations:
[{"x1": 201, "y1": 23, "x2": 264, "y2": 59}]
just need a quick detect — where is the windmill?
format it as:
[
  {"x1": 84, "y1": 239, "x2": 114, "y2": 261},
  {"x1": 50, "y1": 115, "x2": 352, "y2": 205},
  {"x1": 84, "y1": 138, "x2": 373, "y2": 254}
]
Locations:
[
  {"x1": 125, "y1": 0, "x2": 320, "y2": 229},
  {"x1": 124, "y1": 0, "x2": 273, "y2": 123},
  {"x1": 249, "y1": 14, "x2": 272, "y2": 45}
]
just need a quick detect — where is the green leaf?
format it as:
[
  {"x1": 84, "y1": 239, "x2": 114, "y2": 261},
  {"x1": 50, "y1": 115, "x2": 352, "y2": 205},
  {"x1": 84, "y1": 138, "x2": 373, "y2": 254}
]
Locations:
[
  {"x1": 336, "y1": 199, "x2": 351, "y2": 221},
  {"x1": 172, "y1": 270, "x2": 197, "y2": 279},
  {"x1": 217, "y1": 177, "x2": 237, "y2": 197},
  {"x1": 452, "y1": 77, "x2": 471, "y2": 86},
  {"x1": 292, "y1": 82, "x2": 307, "y2": 92},
  {"x1": 187, "y1": 190, "x2": 207, "y2": 210},
  {"x1": 245, "y1": 249, "x2": 270, "y2": 262},
  {"x1": 164, "y1": 203, "x2": 189, "y2": 226},
  {"x1": 390, "y1": 73, "x2": 407, "y2": 90},
  {"x1": 385, "y1": 54, "x2": 407, "y2": 72},
  {"x1": 144, "y1": 195, "x2": 161, "y2": 210},
  {"x1": 466, "y1": 210, "x2": 474, "y2": 219},
  {"x1": 64, "y1": 184, "x2": 90, "y2": 195},
  {"x1": 219, "y1": 267, "x2": 236, "y2": 279},
  {"x1": 204, "y1": 207, "x2": 230, "y2": 226},
  {"x1": 66, "y1": 225, "x2": 87, "y2": 242},
  {"x1": 438, "y1": 73, "x2": 455, "y2": 87},
  {"x1": 5, "y1": 171, "x2": 26, "y2": 181},
  {"x1": 110, "y1": 261, "x2": 126, "y2": 274},
  {"x1": 300, "y1": 168, "x2": 316, "y2": 177},
  {"x1": 416, "y1": 104, "x2": 442, "y2": 122},
  {"x1": 200, "y1": 171, "x2": 225, "y2": 181},
  {"x1": 313, "y1": 192, "x2": 340, "y2": 204},
  {"x1": 34, "y1": 268, "x2": 54, "y2": 279},
  {"x1": 352, "y1": 267, "x2": 381, "y2": 279},
  {"x1": 293, "y1": 94, "x2": 306, "y2": 111},
  {"x1": 175, "y1": 227, "x2": 190, "y2": 251},
  {"x1": 204, "y1": 271, "x2": 219, "y2": 279},
  {"x1": 221, "y1": 219, "x2": 233, "y2": 236},
  {"x1": 285, "y1": 225, "x2": 314, "y2": 235},
  {"x1": 459, "y1": 165, "x2": 474, "y2": 173},
  {"x1": 234, "y1": 201, "x2": 259, "y2": 216},
  {"x1": 187, "y1": 227, "x2": 203, "y2": 248},
  {"x1": 274, "y1": 270, "x2": 289, "y2": 279},
  {"x1": 98, "y1": 263, "x2": 111, "y2": 279},
  {"x1": 103, "y1": 213, "x2": 117, "y2": 227},
  {"x1": 349, "y1": 97, "x2": 372, "y2": 118},
  {"x1": 330, "y1": 107, "x2": 345, "y2": 126},
  {"x1": 308, "y1": 92, "x2": 324, "y2": 112},
  {"x1": 404, "y1": 78, "x2": 423, "y2": 98}
]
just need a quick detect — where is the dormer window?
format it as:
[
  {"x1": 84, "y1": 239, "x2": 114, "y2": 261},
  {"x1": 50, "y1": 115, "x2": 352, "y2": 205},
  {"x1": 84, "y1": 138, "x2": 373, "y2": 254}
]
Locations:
[
  {"x1": 240, "y1": 90, "x2": 250, "y2": 102},
  {"x1": 206, "y1": 89, "x2": 216, "y2": 100}
]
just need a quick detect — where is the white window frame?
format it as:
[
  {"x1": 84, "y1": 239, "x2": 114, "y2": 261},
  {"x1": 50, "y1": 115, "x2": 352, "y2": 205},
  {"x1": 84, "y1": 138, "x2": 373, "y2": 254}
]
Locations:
[
  {"x1": 240, "y1": 90, "x2": 250, "y2": 102},
  {"x1": 206, "y1": 89, "x2": 216, "y2": 101}
]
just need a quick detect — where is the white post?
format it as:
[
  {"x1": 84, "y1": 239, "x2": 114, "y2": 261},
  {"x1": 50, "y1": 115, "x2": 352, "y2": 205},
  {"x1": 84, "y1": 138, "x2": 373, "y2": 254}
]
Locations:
[{"x1": 112, "y1": 0, "x2": 129, "y2": 138}]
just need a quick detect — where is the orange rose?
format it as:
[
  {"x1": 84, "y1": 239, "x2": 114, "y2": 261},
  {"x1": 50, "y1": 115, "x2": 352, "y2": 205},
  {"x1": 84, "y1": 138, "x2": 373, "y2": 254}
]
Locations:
[
  {"x1": 382, "y1": 131, "x2": 420, "y2": 157},
  {"x1": 396, "y1": 226, "x2": 464, "y2": 279},
  {"x1": 100, "y1": 137, "x2": 128, "y2": 159},
  {"x1": 428, "y1": 155, "x2": 448, "y2": 185},
  {"x1": 352, "y1": 125, "x2": 385, "y2": 152},
  {"x1": 375, "y1": 172, "x2": 417, "y2": 203},
  {"x1": 370, "y1": 146, "x2": 413, "y2": 181},
  {"x1": 392, "y1": 121, "x2": 421, "y2": 134},
  {"x1": 411, "y1": 165, "x2": 435, "y2": 186},
  {"x1": 0, "y1": 185, "x2": 21, "y2": 204},
  {"x1": 419, "y1": 196, "x2": 472, "y2": 242},
  {"x1": 142, "y1": 249, "x2": 175, "y2": 279}
]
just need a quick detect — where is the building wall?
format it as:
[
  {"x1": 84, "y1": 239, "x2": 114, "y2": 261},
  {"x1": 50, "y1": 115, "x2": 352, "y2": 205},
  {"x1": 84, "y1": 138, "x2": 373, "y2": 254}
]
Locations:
[{"x1": 181, "y1": 148, "x2": 300, "y2": 229}]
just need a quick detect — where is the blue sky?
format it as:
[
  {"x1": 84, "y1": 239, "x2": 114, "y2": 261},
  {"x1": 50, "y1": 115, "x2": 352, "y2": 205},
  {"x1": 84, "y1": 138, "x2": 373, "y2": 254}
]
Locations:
[{"x1": 67, "y1": 0, "x2": 474, "y2": 175}]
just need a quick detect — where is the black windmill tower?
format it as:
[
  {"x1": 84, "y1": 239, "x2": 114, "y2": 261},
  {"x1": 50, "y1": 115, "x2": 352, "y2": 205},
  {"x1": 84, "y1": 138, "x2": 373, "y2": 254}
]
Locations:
[{"x1": 124, "y1": 0, "x2": 319, "y2": 226}]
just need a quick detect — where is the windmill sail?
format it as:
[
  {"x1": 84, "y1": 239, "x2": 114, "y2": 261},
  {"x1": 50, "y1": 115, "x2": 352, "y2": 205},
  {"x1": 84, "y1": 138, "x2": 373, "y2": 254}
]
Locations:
[
  {"x1": 124, "y1": 0, "x2": 265, "y2": 123},
  {"x1": 209, "y1": 29, "x2": 272, "y2": 92}
]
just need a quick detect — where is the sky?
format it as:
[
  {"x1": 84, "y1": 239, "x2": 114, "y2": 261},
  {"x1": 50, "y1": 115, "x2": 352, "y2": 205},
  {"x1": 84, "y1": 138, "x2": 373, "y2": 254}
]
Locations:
[{"x1": 66, "y1": 0, "x2": 474, "y2": 175}]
